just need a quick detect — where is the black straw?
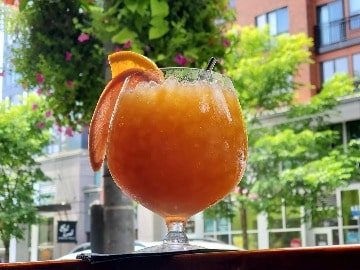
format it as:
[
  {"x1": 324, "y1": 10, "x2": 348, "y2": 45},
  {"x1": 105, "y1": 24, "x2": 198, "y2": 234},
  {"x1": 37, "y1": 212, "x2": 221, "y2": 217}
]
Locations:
[
  {"x1": 206, "y1": 57, "x2": 217, "y2": 71},
  {"x1": 198, "y1": 57, "x2": 217, "y2": 80}
]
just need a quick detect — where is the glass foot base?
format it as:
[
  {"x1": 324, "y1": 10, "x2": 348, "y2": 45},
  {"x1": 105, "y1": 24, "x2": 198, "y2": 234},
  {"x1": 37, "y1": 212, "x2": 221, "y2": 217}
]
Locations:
[
  {"x1": 135, "y1": 243, "x2": 205, "y2": 253},
  {"x1": 135, "y1": 221, "x2": 206, "y2": 253}
]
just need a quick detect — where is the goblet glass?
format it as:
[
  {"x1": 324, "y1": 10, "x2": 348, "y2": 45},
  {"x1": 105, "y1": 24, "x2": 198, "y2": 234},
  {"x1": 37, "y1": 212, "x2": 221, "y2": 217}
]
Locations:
[{"x1": 107, "y1": 68, "x2": 248, "y2": 252}]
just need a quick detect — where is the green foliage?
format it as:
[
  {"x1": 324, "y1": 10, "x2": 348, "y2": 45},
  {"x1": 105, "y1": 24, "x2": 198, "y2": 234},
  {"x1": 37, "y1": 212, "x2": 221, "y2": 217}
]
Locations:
[
  {"x1": 11, "y1": 0, "x2": 233, "y2": 127},
  {"x1": 81, "y1": 0, "x2": 233, "y2": 67},
  {"x1": 0, "y1": 94, "x2": 53, "y2": 254},
  {"x1": 204, "y1": 197, "x2": 235, "y2": 220},
  {"x1": 224, "y1": 26, "x2": 312, "y2": 113}
]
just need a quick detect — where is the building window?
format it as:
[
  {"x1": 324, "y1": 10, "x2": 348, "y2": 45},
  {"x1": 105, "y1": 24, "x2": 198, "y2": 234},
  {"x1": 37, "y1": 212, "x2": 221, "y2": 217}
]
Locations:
[
  {"x1": 312, "y1": 193, "x2": 338, "y2": 228},
  {"x1": 349, "y1": 0, "x2": 360, "y2": 29},
  {"x1": 321, "y1": 57, "x2": 348, "y2": 82},
  {"x1": 204, "y1": 218, "x2": 215, "y2": 233},
  {"x1": 38, "y1": 217, "x2": 54, "y2": 260},
  {"x1": 352, "y1": 53, "x2": 360, "y2": 78},
  {"x1": 268, "y1": 204, "x2": 301, "y2": 230},
  {"x1": 185, "y1": 218, "x2": 195, "y2": 234},
  {"x1": 346, "y1": 120, "x2": 360, "y2": 142},
  {"x1": 203, "y1": 208, "x2": 259, "y2": 250},
  {"x1": 256, "y1": 7, "x2": 289, "y2": 35},
  {"x1": 268, "y1": 202, "x2": 302, "y2": 248},
  {"x1": 341, "y1": 189, "x2": 359, "y2": 226},
  {"x1": 317, "y1": 0, "x2": 345, "y2": 46},
  {"x1": 269, "y1": 231, "x2": 301, "y2": 248},
  {"x1": 94, "y1": 171, "x2": 102, "y2": 186},
  {"x1": 341, "y1": 189, "x2": 360, "y2": 244},
  {"x1": 232, "y1": 233, "x2": 258, "y2": 250},
  {"x1": 231, "y1": 207, "x2": 258, "y2": 231},
  {"x1": 229, "y1": 0, "x2": 236, "y2": 9}
]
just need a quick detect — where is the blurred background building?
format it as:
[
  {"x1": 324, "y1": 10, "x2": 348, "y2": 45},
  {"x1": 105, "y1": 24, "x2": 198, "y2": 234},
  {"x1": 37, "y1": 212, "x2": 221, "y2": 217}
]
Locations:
[{"x1": 0, "y1": 0, "x2": 359, "y2": 262}]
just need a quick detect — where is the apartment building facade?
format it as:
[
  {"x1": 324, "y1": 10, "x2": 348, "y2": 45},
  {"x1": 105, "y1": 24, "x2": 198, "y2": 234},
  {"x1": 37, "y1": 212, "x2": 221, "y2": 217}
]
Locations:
[{"x1": 221, "y1": 0, "x2": 360, "y2": 249}]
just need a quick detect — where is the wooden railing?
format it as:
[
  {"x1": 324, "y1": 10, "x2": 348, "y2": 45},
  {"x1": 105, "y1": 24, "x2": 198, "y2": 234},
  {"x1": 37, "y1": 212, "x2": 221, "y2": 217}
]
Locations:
[{"x1": 1, "y1": 245, "x2": 360, "y2": 270}]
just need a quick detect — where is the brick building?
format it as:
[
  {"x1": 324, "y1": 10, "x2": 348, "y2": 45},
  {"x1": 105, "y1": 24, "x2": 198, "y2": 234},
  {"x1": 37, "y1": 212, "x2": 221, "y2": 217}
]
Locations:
[
  {"x1": 236, "y1": 0, "x2": 360, "y2": 99},
  {"x1": 222, "y1": 0, "x2": 360, "y2": 248}
]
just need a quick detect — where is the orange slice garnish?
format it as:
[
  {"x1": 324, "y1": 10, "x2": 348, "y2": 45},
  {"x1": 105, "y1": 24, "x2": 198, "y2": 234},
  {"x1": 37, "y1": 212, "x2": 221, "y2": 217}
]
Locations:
[
  {"x1": 108, "y1": 51, "x2": 159, "y2": 78},
  {"x1": 89, "y1": 51, "x2": 163, "y2": 171}
]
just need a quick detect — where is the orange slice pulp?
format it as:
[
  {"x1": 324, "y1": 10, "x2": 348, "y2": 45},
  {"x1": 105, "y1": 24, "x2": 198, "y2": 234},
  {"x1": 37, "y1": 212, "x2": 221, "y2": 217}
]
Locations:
[
  {"x1": 89, "y1": 51, "x2": 163, "y2": 171},
  {"x1": 108, "y1": 51, "x2": 159, "y2": 78}
]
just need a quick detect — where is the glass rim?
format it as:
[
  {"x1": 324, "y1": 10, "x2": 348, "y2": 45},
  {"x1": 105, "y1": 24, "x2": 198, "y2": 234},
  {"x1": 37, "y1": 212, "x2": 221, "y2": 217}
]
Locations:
[
  {"x1": 159, "y1": 67, "x2": 224, "y2": 75},
  {"x1": 159, "y1": 67, "x2": 233, "y2": 86}
]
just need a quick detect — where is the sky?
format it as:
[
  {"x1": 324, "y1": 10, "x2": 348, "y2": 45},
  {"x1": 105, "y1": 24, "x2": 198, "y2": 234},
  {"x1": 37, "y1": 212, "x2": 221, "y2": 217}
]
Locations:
[{"x1": 0, "y1": 11, "x2": 4, "y2": 100}]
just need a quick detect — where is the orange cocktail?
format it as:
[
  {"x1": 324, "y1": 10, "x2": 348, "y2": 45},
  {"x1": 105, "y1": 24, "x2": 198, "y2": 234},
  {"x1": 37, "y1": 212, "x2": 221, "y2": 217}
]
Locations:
[
  {"x1": 107, "y1": 68, "x2": 247, "y2": 224},
  {"x1": 89, "y1": 52, "x2": 248, "y2": 252}
]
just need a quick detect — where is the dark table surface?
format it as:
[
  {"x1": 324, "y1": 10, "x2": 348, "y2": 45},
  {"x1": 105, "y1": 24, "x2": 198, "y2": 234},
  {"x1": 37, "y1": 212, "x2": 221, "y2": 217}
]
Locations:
[{"x1": 1, "y1": 245, "x2": 360, "y2": 270}]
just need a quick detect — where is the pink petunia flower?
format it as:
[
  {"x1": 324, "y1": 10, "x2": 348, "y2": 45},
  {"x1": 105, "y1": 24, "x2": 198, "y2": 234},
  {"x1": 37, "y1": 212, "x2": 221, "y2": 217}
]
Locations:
[
  {"x1": 66, "y1": 80, "x2": 74, "y2": 88},
  {"x1": 222, "y1": 38, "x2": 231, "y2": 48},
  {"x1": 37, "y1": 122, "x2": 45, "y2": 129},
  {"x1": 123, "y1": 40, "x2": 132, "y2": 49},
  {"x1": 32, "y1": 103, "x2": 38, "y2": 110},
  {"x1": 65, "y1": 51, "x2": 72, "y2": 61},
  {"x1": 36, "y1": 73, "x2": 45, "y2": 84},
  {"x1": 173, "y1": 53, "x2": 188, "y2": 66},
  {"x1": 114, "y1": 45, "x2": 122, "y2": 52},
  {"x1": 78, "y1": 33, "x2": 90, "y2": 43},
  {"x1": 45, "y1": 111, "x2": 52, "y2": 118},
  {"x1": 36, "y1": 88, "x2": 42, "y2": 95},
  {"x1": 65, "y1": 126, "x2": 74, "y2": 137}
]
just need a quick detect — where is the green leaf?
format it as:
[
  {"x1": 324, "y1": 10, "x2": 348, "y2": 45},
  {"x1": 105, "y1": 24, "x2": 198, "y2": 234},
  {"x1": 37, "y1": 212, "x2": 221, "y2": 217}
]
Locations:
[
  {"x1": 149, "y1": 17, "x2": 169, "y2": 40},
  {"x1": 137, "y1": 0, "x2": 150, "y2": 16},
  {"x1": 156, "y1": 54, "x2": 166, "y2": 61},
  {"x1": 105, "y1": 24, "x2": 119, "y2": 33},
  {"x1": 150, "y1": 0, "x2": 169, "y2": 17},
  {"x1": 111, "y1": 28, "x2": 138, "y2": 44},
  {"x1": 130, "y1": 41, "x2": 144, "y2": 54},
  {"x1": 124, "y1": 0, "x2": 138, "y2": 13},
  {"x1": 19, "y1": 0, "x2": 28, "y2": 11},
  {"x1": 134, "y1": 18, "x2": 143, "y2": 32}
]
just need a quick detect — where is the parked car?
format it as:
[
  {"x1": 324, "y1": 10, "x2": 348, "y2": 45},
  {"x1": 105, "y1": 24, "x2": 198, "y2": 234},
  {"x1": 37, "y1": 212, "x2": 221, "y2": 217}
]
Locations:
[{"x1": 57, "y1": 238, "x2": 241, "y2": 260}]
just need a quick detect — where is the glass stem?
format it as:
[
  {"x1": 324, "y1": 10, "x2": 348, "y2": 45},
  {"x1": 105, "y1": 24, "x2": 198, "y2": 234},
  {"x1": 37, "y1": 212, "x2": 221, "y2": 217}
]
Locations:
[{"x1": 163, "y1": 221, "x2": 189, "y2": 245}]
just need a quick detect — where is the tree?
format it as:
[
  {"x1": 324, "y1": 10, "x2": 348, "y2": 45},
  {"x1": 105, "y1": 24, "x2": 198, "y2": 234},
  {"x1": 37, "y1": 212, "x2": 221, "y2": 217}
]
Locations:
[
  {"x1": 0, "y1": 94, "x2": 53, "y2": 262},
  {"x1": 205, "y1": 26, "x2": 360, "y2": 249}
]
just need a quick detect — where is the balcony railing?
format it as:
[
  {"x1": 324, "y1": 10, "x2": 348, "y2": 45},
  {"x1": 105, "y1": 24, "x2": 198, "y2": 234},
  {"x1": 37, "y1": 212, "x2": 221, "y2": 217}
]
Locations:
[{"x1": 315, "y1": 14, "x2": 360, "y2": 51}]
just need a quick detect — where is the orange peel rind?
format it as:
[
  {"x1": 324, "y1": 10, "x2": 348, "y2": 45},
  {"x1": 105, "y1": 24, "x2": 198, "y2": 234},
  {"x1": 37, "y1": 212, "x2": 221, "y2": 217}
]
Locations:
[{"x1": 89, "y1": 51, "x2": 163, "y2": 171}]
